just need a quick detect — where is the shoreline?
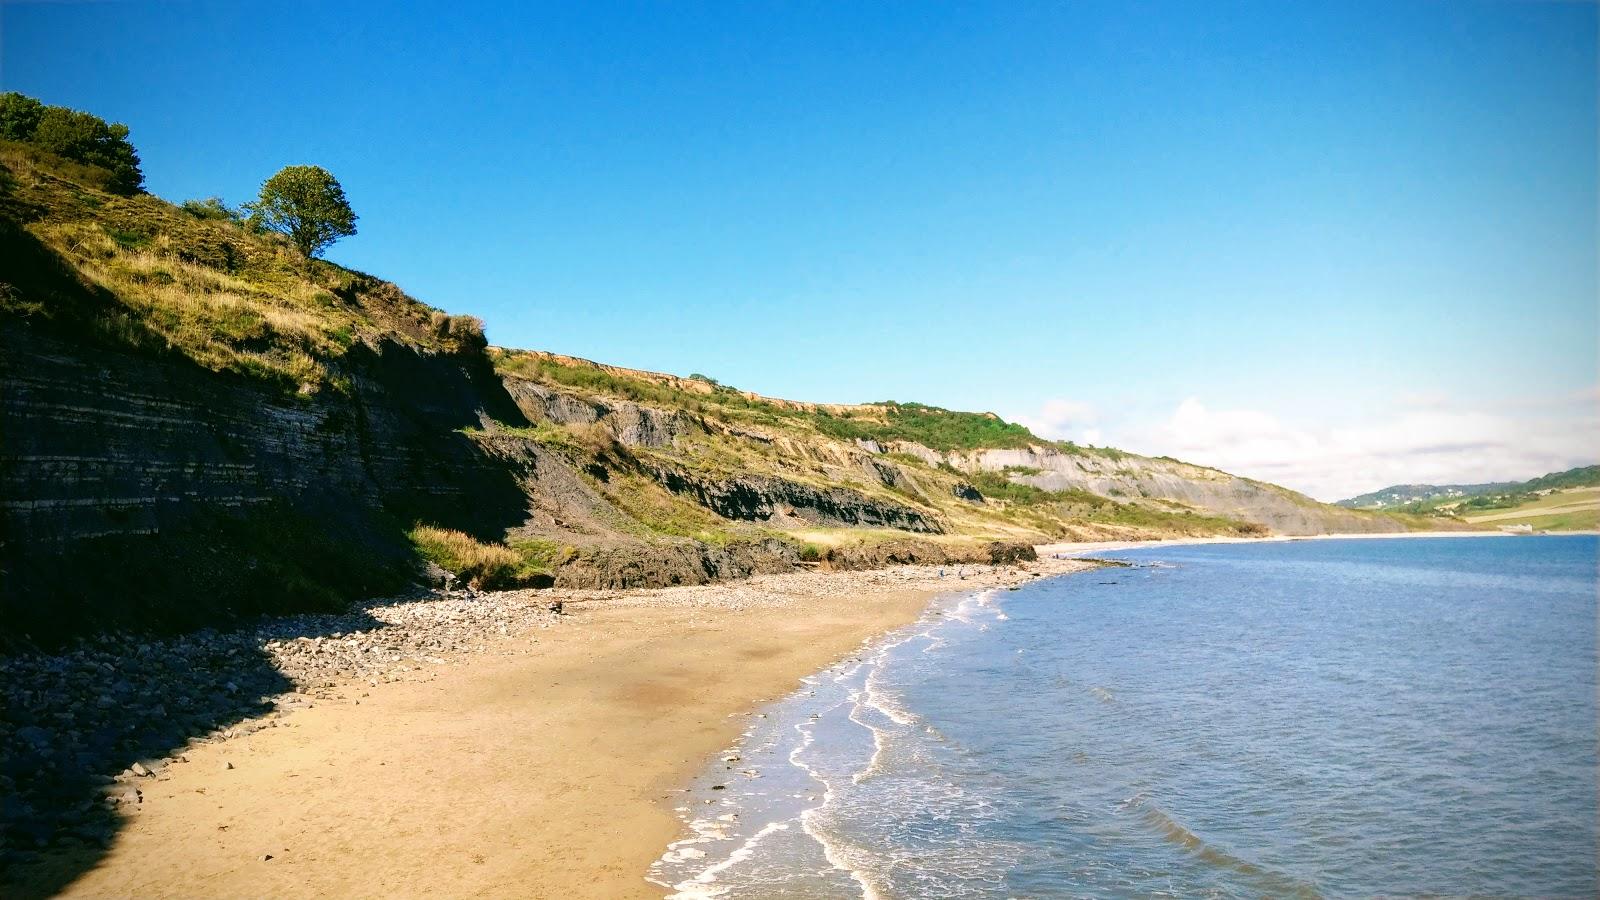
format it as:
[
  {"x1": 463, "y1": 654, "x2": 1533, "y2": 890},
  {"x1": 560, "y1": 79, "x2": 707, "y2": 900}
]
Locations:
[
  {"x1": 8, "y1": 530, "x2": 1571, "y2": 898},
  {"x1": 10, "y1": 556, "x2": 1098, "y2": 899}
]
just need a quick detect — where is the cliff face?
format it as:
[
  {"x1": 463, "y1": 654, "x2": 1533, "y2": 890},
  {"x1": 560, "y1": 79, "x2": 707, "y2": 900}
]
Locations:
[
  {"x1": 0, "y1": 321, "x2": 538, "y2": 640},
  {"x1": 936, "y1": 446, "x2": 1407, "y2": 536},
  {"x1": 0, "y1": 146, "x2": 1425, "y2": 642}
]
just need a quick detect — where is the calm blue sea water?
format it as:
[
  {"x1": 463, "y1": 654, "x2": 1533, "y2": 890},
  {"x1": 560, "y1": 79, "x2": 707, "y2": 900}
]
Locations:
[{"x1": 651, "y1": 536, "x2": 1599, "y2": 898}]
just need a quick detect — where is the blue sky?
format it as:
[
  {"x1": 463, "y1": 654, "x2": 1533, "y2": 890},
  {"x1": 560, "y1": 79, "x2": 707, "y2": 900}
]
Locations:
[{"x1": 4, "y1": 1, "x2": 1595, "y2": 498}]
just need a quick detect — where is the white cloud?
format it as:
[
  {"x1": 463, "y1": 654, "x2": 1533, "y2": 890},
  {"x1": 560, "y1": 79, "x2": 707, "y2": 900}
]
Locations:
[
  {"x1": 1013, "y1": 390, "x2": 1600, "y2": 502},
  {"x1": 1012, "y1": 398, "x2": 1101, "y2": 445}
]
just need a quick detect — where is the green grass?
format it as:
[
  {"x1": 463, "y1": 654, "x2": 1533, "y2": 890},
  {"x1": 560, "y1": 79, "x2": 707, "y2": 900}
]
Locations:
[
  {"x1": 508, "y1": 536, "x2": 578, "y2": 569},
  {"x1": 966, "y1": 470, "x2": 1058, "y2": 504},
  {"x1": 1494, "y1": 509, "x2": 1600, "y2": 531},
  {"x1": 2, "y1": 143, "x2": 484, "y2": 392},
  {"x1": 592, "y1": 470, "x2": 746, "y2": 544},
  {"x1": 1456, "y1": 487, "x2": 1600, "y2": 531},
  {"x1": 408, "y1": 525, "x2": 555, "y2": 589},
  {"x1": 809, "y1": 402, "x2": 1038, "y2": 451},
  {"x1": 496, "y1": 351, "x2": 1055, "y2": 453}
]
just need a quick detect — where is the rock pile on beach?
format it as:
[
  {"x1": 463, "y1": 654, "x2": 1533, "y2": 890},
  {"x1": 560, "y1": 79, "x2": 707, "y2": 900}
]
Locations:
[{"x1": 584, "y1": 555, "x2": 1085, "y2": 613}]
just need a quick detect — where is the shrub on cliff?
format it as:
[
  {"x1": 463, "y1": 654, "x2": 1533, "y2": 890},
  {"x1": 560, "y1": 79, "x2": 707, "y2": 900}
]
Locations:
[
  {"x1": 246, "y1": 164, "x2": 358, "y2": 258},
  {"x1": 428, "y1": 310, "x2": 487, "y2": 352},
  {"x1": 180, "y1": 196, "x2": 249, "y2": 224},
  {"x1": 408, "y1": 525, "x2": 553, "y2": 589},
  {"x1": 0, "y1": 91, "x2": 143, "y2": 194}
]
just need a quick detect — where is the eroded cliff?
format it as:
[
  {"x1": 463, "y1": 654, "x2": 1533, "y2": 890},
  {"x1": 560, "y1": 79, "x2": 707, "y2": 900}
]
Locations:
[{"x1": 0, "y1": 143, "x2": 1422, "y2": 643}]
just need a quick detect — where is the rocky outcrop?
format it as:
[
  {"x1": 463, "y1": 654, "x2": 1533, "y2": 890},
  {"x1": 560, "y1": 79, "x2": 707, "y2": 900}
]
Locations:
[
  {"x1": 649, "y1": 467, "x2": 942, "y2": 533},
  {"x1": 823, "y1": 539, "x2": 1035, "y2": 569},
  {"x1": 550, "y1": 538, "x2": 801, "y2": 589},
  {"x1": 885, "y1": 442, "x2": 1406, "y2": 536},
  {"x1": 500, "y1": 377, "x2": 699, "y2": 449},
  {"x1": 0, "y1": 318, "x2": 541, "y2": 643},
  {"x1": 951, "y1": 482, "x2": 984, "y2": 503}
]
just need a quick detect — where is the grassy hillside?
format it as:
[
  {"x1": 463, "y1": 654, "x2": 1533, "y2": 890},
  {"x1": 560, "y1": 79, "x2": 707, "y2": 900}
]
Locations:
[
  {"x1": 493, "y1": 349, "x2": 1098, "y2": 454},
  {"x1": 0, "y1": 139, "x2": 484, "y2": 394},
  {"x1": 490, "y1": 348, "x2": 1270, "y2": 547},
  {"x1": 1455, "y1": 487, "x2": 1600, "y2": 532},
  {"x1": 2, "y1": 122, "x2": 1427, "y2": 641},
  {"x1": 1340, "y1": 466, "x2": 1600, "y2": 531}
]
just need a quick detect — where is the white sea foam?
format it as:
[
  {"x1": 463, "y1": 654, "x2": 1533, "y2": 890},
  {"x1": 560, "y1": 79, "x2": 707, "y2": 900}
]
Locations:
[
  {"x1": 664, "y1": 820, "x2": 793, "y2": 898},
  {"x1": 652, "y1": 587, "x2": 1005, "y2": 899}
]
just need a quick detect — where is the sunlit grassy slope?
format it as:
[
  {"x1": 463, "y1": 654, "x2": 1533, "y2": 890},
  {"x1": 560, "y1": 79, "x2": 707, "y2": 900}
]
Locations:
[{"x1": 1460, "y1": 488, "x2": 1600, "y2": 531}]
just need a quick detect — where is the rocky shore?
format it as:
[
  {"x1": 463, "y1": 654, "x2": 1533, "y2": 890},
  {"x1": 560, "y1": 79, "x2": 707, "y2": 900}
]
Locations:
[
  {"x1": 1, "y1": 588, "x2": 561, "y2": 867},
  {"x1": 1, "y1": 551, "x2": 1064, "y2": 877}
]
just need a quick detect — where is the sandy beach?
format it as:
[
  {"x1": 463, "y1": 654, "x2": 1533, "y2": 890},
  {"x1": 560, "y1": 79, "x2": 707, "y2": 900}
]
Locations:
[
  {"x1": 8, "y1": 532, "x2": 1527, "y2": 898},
  {"x1": 14, "y1": 556, "x2": 1097, "y2": 899}
]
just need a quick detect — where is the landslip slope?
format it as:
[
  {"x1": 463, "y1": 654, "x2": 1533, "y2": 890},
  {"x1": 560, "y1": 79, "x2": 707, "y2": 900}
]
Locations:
[{"x1": 0, "y1": 143, "x2": 1418, "y2": 642}]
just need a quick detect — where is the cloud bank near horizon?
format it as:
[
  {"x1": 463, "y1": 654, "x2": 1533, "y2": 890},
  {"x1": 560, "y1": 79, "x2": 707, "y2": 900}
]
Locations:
[{"x1": 1011, "y1": 389, "x2": 1599, "y2": 503}]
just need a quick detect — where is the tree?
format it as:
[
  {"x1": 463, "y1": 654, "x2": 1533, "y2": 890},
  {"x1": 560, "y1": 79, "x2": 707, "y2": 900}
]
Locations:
[
  {"x1": 0, "y1": 92, "x2": 143, "y2": 195},
  {"x1": 0, "y1": 92, "x2": 44, "y2": 141},
  {"x1": 246, "y1": 165, "x2": 358, "y2": 258}
]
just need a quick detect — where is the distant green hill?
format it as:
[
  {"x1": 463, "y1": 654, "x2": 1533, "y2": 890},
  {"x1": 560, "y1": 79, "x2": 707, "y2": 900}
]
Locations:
[
  {"x1": 1337, "y1": 481, "x2": 1518, "y2": 510},
  {"x1": 1338, "y1": 466, "x2": 1600, "y2": 516}
]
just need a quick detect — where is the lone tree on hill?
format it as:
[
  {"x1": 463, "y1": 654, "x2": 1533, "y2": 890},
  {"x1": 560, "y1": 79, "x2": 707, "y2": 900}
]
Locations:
[{"x1": 246, "y1": 165, "x2": 358, "y2": 258}]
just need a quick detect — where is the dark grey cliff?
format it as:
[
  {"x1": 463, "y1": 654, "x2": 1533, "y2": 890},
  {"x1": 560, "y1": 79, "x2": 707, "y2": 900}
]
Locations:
[
  {"x1": 0, "y1": 321, "x2": 537, "y2": 643},
  {"x1": 649, "y1": 467, "x2": 942, "y2": 533}
]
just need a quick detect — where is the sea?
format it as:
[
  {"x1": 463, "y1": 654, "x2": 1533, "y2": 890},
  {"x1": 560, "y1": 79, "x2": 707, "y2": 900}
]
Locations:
[{"x1": 649, "y1": 535, "x2": 1599, "y2": 898}]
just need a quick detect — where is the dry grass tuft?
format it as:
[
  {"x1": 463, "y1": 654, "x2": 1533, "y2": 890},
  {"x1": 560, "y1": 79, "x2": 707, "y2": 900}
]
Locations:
[
  {"x1": 408, "y1": 526, "x2": 552, "y2": 589},
  {"x1": 2, "y1": 147, "x2": 485, "y2": 392}
]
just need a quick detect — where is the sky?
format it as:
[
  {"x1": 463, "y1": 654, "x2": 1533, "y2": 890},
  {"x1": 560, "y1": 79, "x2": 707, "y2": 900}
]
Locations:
[{"x1": 3, "y1": 0, "x2": 1595, "y2": 500}]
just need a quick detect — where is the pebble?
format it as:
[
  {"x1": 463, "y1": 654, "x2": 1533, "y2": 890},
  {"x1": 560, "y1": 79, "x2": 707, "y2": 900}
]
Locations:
[
  {"x1": 0, "y1": 587, "x2": 562, "y2": 859},
  {"x1": 0, "y1": 558, "x2": 1094, "y2": 862}
]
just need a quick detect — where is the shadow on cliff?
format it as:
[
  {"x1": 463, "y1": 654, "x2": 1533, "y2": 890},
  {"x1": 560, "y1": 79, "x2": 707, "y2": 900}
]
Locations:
[
  {"x1": 0, "y1": 221, "x2": 548, "y2": 892},
  {"x1": 1, "y1": 219, "x2": 538, "y2": 643},
  {"x1": 0, "y1": 598, "x2": 413, "y2": 897}
]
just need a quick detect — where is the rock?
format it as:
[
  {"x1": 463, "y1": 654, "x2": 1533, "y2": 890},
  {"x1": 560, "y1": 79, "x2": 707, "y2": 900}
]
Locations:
[
  {"x1": 17, "y1": 726, "x2": 51, "y2": 747},
  {"x1": 130, "y1": 761, "x2": 151, "y2": 777},
  {"x1": 105, "y1": 787, "x2": 140, "y2": 806},
  {"x1": 983, "y1": 541, "x2": 1038, "y2": 565},
  {"x1": 648, "y1": 467, "x2": 942, "y2": 534},
  {"x1": 222, "y1": 761, "x2": 234, "y2": 771},
  {"x1": 261, "y1": 853, "x2": 274, "y2": 862}
]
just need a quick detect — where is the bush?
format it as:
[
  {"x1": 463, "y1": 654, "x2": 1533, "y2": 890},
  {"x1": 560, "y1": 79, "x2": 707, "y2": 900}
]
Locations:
[
  {"x1": 181, "y1": 196, "x2": 246, "y2": 223},
  {"x1": 0, "y1": 92, "x2": 143, "y2": 194},
  {"x1": 811, "y1": 402, "x2": 1039, "y2": 451},
  {"x1": 408, "y1": 525, "x2": 553, "y2": 589},
  {"x1": 0, "y1": 92, "x2": 45, "y2": 140},
  {"x1": 428, "y1": 310, "x2": 486, "y2": 351}
]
